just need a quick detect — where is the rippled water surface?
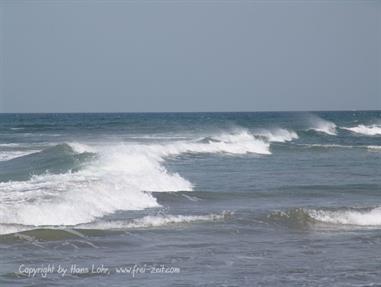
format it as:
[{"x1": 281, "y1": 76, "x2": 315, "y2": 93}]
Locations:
[{"x1": 0, "y1": 111, "x2": 381, "y2": 286}]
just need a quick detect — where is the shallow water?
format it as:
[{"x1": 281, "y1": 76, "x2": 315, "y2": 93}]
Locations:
[{"x1": 0, "y1": 111, "x2": 381, "y2": 286}]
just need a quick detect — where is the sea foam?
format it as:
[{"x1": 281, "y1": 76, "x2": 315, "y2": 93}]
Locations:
[
  {"x1": 0, "y1": 150, "x2": 40, "y2": 161},
  {"x1": 308, "y1": 207, "x2": 381, "y2": 226},
  {"x1": 0, "y1": 130, "x2": 269, "y2": 233},
  {"x1": 342, "y1": 124, "x2": 381, "y2": 136},
  {"x1": 79, "y1": 211, "x2": 231, "y2": 230},
  {"x1": 307, "y1": 115, "x2": 337, "y2": 135},
  {"x1": 254, "y1": 128, "x2": 298, "y2": 143}
]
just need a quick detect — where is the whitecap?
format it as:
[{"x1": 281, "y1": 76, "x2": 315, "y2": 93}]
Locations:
[{"x1": 342, "y1": 124, "x2": 381, "y2": 136}]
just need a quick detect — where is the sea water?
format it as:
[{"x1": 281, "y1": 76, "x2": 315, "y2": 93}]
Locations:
[{"x1": 0, "y1": 111, "x2": 380, "y2": 286}]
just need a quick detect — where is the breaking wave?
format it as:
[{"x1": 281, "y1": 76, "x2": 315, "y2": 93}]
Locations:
[
  {"x1": 307, "y1": 115, "x2": 337, "y2": 135},
  {"x1": 79, "y1": 211, "x2": 232, "y2": 230},
  {"x1": 367, "y1": 145, "x2": 381, "y2": 151},
  {"x1": 164, "y1": 129, "x2": 271, "y2": 155},
  {"x1": 0, "y1": 150, "x2": 39, "y2": 162},
  {"x1": 0, "y1": 130, "x2": 269, "y2": 234},
  {"x1": 342, "y1": 124, "x2": 381, "y2": 136},
  {"x1": 253, "y1": 128, "x2": 298, "y2": 143},
  {"x1": 0, "y1": 144, "x2": 94, "y2": 182},
  {"x1": 268, "y1": 207, "x2": 381, "y2": 227},
  {"x1": 308, "y1": 207, "x2": 381, "y2": 226},
  {"x1": 297, "y1": 144, "x2": 354, "y2": 149}
]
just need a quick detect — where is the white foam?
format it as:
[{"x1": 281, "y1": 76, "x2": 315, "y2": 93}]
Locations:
[
  {"x1": 299, "y1": 144, "x2": 353, "y2": 149},
  {"x1": 0, "y1": 224, "x2": 31, "y2": 235},
  {"x1": 367, "y1": 145, "x2": 381, "y2": 151},
  {"x1": 307, "y1": 115, "x2": 337, "y2": 135},
  {"x1": 342, "y1": 124, "x2": 381, "y2": 136},
  {"x1": 254, "y1": 128, "x2": 298, "y2": 143},
  {"x1": 79, "y1": 212, "x2": 231, "y2": 230},
  {"x1": 0, "y1": 130, "x2": 268, "y2": 233},
  {"x1": 300, "y1": 144, "x2": 381, "y2": 151},
  {"x1": 68, "y1": 142, "x2": 97, "y2": 154},
  {"x1": 0, "y1": 143, "x2": 21, "y2": 147},
  {"x1": 0, "y1": 151, "x2": 188, "y2": 227},
  {"x1": 0, "y1": 212, "x2": 230, "y2": 235},
  {"x1": 308, "y1": 208, "x2": 381, "y2": 226},
  {"x1": 167, "y1": 130, "x2": 270, "y2": 155},
  {"x1": 0, "y1": 150, "x2": 40, "y2": 161},
  {"x1": 9, "y1": 127, "x2": 24, "y2": 131}
]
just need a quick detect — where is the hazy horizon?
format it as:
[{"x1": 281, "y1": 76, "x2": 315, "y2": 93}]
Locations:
[
  {"x1": 0, "y1": 108, "x2": 380, "y2": 114},
  {"x1": 0, "y1": 1, "x2": 380, "y2": 113}
]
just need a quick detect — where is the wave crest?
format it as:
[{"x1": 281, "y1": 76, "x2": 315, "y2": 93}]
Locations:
[
  {"x1": 79, "y1": 211, "x2": 232, "y2": 230},
  {"x1": 182, "y1": 130, "x2": 271, "y2": 155},
  {"x1": 307, "y1": 115, "x2": 337, "y2": 135},
  {"x1": 342, "y1": 124, "x2": 381, "y2": 136},
  {"x1": 308, "y1": 207, "x2": 381, "y2": 226},
  {"x1": 268, "y1": 207, "x2": 381, "y2": 227},
  {"x1": 0, "y1": 130, "x2": 269, "y2": 233},
  {"x1": 254, "y1": 128, "x2": 298, "y2": 143}
]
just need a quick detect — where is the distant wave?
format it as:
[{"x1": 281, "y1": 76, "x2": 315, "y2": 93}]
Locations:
[
  {"x1": 0, "y1": 129, "x2": 269, "y2": 233},
  {"x1": 297, "y1": 144, "x2": 354, "y2": 149},
  {"x1": 0, "y1": 150, "x2": 39, "y2": 162},
  {"x1": 9, "y1": 127, "x2": 25, "y2": 131},
  {"x1": 297, "y1": 144, "x2": 381, "y2": 152},
  {"x1": 308, "y1": 207, "x2": 381, "y2": 226},
  {"x1": 0, "y1": 212, "x2": 232, "y2": 236},
  {"x1": 306, "y1": 115, "x2": 337, "y2": 135},
  {"x1": 341, "y1": 124, "x2": 381, "y2": 136},
  {"x1": 192, "y1": 129, "x2": 271, "y2": 155},
  {"x1": 268, "y1": 207, "x2": 381, "y2": 227},
  {"x1": 0, "y1": 143, "x2": 21, "y2": 147},
  {"x1": 199, "y1": 128, "x2": 298, "y2": 145},
  {"x1": 254, "y1": 128, "x2": 298, "y2": 143},
  {"x1": 79, "y1": 211, "x2": 232, "y2": 230},
  {"x1": 0, "y1": 143, "x2": 36, "y2": 162},
  {"x1": 367, "y1": 145, "x2": 381, "y2": 151}
]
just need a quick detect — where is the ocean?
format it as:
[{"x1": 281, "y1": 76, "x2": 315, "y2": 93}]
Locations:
[{"x1": 0, "y1": 111, "x2": 380, "y2": 286}]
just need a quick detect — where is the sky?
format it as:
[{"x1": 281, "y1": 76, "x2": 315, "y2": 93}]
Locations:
[{"x1": 0, "y1": 0, "x2": 380, "y2": 113}]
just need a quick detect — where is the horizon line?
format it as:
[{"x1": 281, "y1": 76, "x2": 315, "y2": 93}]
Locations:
[{"x1": 0, "y1": 109, "x2": 380, "y2": 114}]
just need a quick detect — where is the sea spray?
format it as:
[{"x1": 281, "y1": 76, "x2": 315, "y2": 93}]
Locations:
[
  {"x1": 342, "y1": 124, "x2": 381, "y2": 136},
  {"x1": 0, "y1": 129, "x2": 268, "y2": 232},
  {"x1": 306, "y1": 114, "x2": 337, "y2": 135}
]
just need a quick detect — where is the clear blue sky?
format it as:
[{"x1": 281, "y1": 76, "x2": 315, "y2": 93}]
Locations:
[{"x1": 0, "y1": 0, "x2": 380, "y2": 112}]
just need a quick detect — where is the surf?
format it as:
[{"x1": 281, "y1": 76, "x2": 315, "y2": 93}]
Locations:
[
  {"x1": 268, "y1": 207, "x2": 381, "y2": 227},
  {"x1": 306, "y1": 115, "x2": 337, "y2": 135},
  {"x1": 253, "y1": 128, "x2": 298, "y2": 143},
  {"x1": 0, "y1": 129, "x2": 271, "y2": 234},
  {"x1": 341, "y1": 124, "x2": 381, "y2": 136}
]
